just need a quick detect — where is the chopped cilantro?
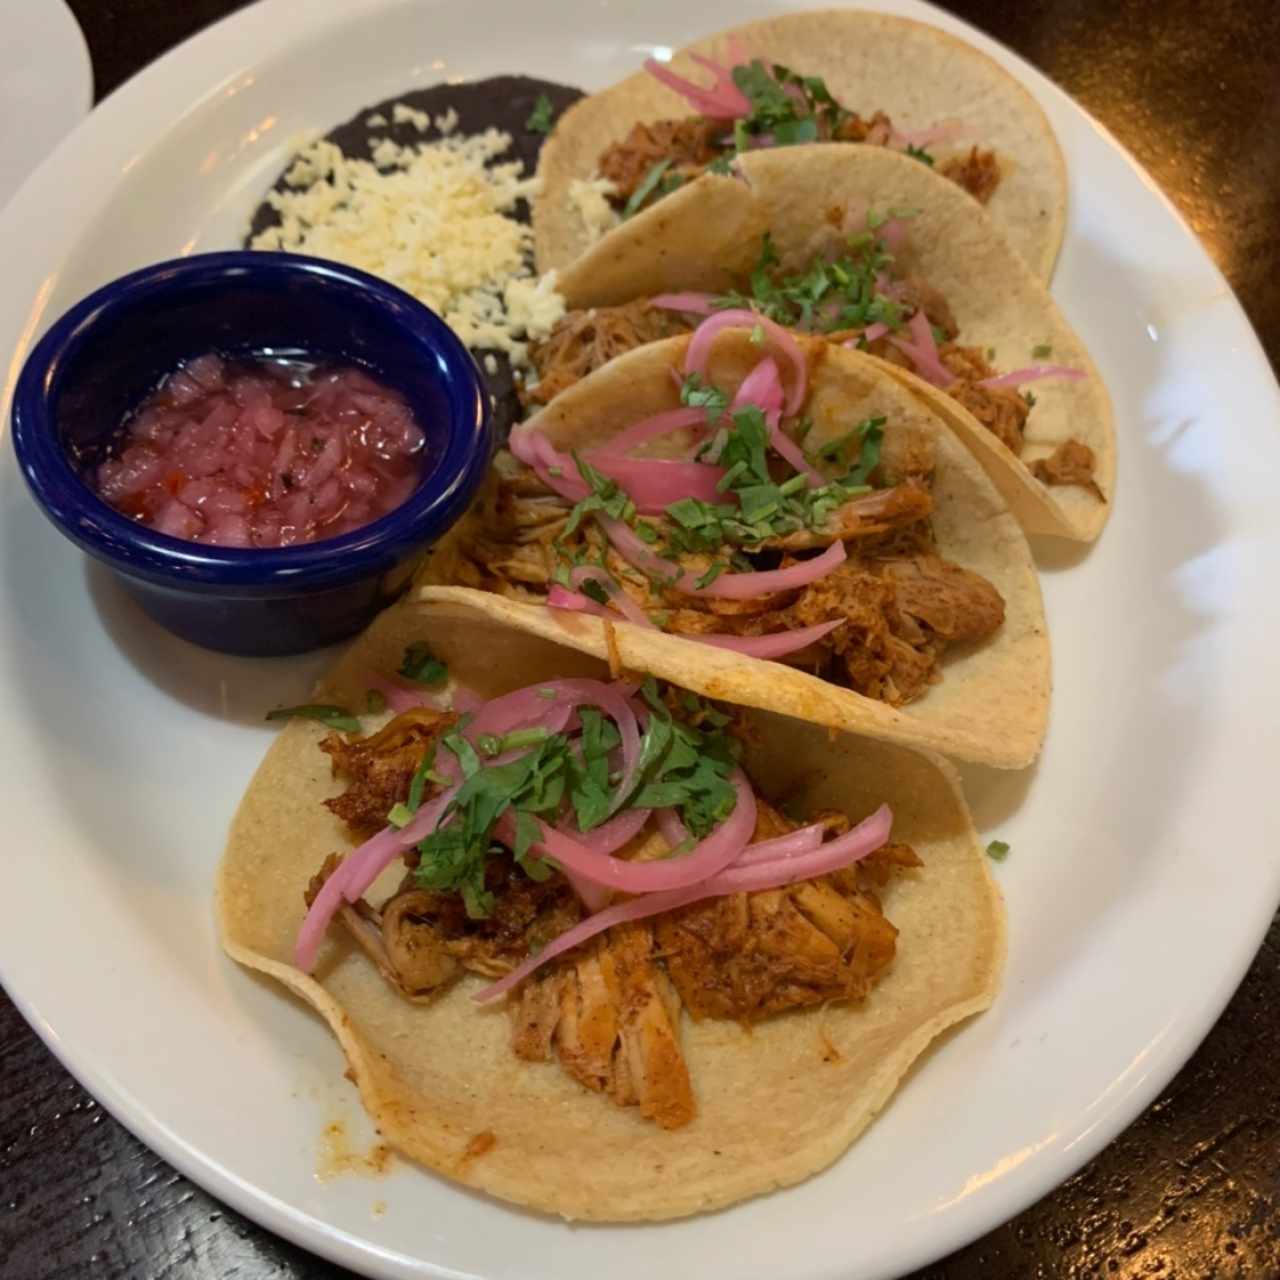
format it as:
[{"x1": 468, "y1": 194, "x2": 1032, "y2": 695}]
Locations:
[
  {"x1": 386, "y1": 802, "x2": 414, "y2": 829},
  {"x1": 1032, "y1": 343, "x2": 1053, "y2": 359},
  {"x1": 526, "y1": 93, "x2": 555, "y2": 134},
  {"x1": 621, "y1": 158, "x2": 673, "y2": 220},
  {"x1": 904, "y1": 143, "x2": 935, "y2": 166},
  {"x1": 706, "y1": 154, "x2": 734, "y2": 176},
  {"x1": 399, "y1": 642, "x2": 447, "y2": 686},
  {"x1": 579, "y1": 576, "x2": 611, "y2": 607},
  {"x1": 679, "y1": 372, "x2": 729, "y2": 422},
  {"x1": 409, "y1": 681, "x2": 741, "y2": 916},
  {"x1": 265, "y1": 703, "x2": 361, "y2": 733},
  {"x1": 713, "y1": 230, "x2": 905, "y2": 335},
  {"x1": 986, "y1": 839, "x2": 1011, "y2": 862},
  {"x1": 1024, "y1": 390, "x2": 1038, "y2": 408},
  {"x1": 693, "y1": 560, "x2": 727, "y2": 589},
  {"x1": 365, "y1": 688, "x2": 387, "y2": 715}
]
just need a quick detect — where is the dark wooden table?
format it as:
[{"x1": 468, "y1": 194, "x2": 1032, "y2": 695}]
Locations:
[{"x1": 4, "y1": 2, "x2": 1279, "y2": 1276}]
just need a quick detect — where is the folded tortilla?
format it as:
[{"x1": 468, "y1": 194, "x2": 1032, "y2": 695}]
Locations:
[
  {"x1": 424, "y1": 331, "x2": 1052, "y2": 768},
  {"x1": 536, "y1": 9, "x2": 1066, "y2": 284},
  {"x1": 546, "y1": 142, "x2": 1113, "y2": 542},
  {"x1": 217, "y1": 592, "x2": 1004, "y2": 1221}
]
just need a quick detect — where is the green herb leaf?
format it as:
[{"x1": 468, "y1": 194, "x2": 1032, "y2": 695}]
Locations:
[
  {"x1": 265, "y1": 704, "x2": 361, "y2": 733},
  {"x1": 399, "y1": 642, "x2": 447, "y2": 686},
  {"x1": 905, "y1": 143, "x2": 935, "y2": 166},
  {"x1": 986, "y1": 839, "x2": 1011, "y2": 862},
  {"x1": 526, "y1": 93, "x2": 556, "y2": 134},
  {"x1": 621, "y1": 158, "x2": 673, "y2": 220},
  {"x1": 1032, "y1": 343, "x2": 1053, "y2": 359},
  {"x1": 365, "y1": 688, "x2": 387, "y2": 715},
  {"x1": 680, "y1": 372, "x2": 730, "y2": 423}
]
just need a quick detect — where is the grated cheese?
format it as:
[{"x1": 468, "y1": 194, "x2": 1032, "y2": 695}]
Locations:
[
  {"x1": 250, "y1": 122, "x2": 565, "y2": 368},
  {"x1": 365, "y1": 112, "x2": 388, "y2": 127},
  {"x1": 568, "y1": 175, "x2": 621, "y2": 244},
  {"x1": 391, "y1": 103, "x2": 432, "y2": 132}
]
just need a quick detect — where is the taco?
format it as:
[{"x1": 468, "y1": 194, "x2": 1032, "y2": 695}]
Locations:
[
  {"x1": 217, "y1": 591, "x2": 1004, "y2": 1220},
  {"x1": 535, "y1": 10, "x2": 1066, "y2": 286},
  {"x1": 425, "y1": 327, "x2": 1050, "y2": 768},
  {"x1": 530, "y1": 144, "x2": 1113, "y2": 542}
]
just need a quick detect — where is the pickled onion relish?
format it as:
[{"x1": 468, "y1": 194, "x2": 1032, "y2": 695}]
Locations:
[{"x1": 92, "y1": 353, "x2": 426, "y2": 547}]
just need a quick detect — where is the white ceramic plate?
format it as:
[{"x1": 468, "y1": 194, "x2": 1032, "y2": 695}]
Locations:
[
  {"x1": 2, "y1": 2, "x2": 1278, "y2": 1277},
  {"x1": 0, "y1": 0, "x2": 91, "y2": 210}
]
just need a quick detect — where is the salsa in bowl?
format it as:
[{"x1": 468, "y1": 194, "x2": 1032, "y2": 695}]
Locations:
[{"x1": 11, "y1": 252, "x2": 491, "y2": 655}]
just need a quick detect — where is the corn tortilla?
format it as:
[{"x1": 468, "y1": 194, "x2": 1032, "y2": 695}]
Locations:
[{"x1": 217, "y1": 593, "x2": 1004, "y2": 1221}]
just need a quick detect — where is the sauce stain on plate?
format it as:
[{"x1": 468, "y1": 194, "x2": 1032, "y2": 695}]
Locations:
[{"x1": 316, "y1": 1117, "x2": 395, "y2": 1182}]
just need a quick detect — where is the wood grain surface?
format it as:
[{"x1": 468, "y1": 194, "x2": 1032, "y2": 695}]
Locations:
[{"x1": 2, "y1": 1, "x2": 1278, "y2": 1276}]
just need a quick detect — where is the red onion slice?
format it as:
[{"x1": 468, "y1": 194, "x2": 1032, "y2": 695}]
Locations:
[
  {"x1": 602, "y1": 517, "x2": 847, "y2": 599},
  {"x1": 364, "y1": 672, "x2": 445, "y2": 713},
  {"x1": 692, "y1": 618, "x2": 843, "y2": 659},
  {"x1": 642, "y1": 57, "x2": 751, "y2": 119},
  {"x1": 474, "y1": 802, "x2": 892, "y2": 1002},
  {"x1": 590, "y1": 407, "x2": 708, "y2": 457},
  {"x1": 509, "y1": 425, "x2": 725, "y2": 511},
  {"x1": 510, "y1": 767, "x2": 755, "y2": 895},
  {"x1": 685, "y1": 310, "x2": 808, "y2": 415},
  {"x1": 979, "y1": 364, "x2": 1087, "y2": 388},
  {"x1": 889, "y1": 309, "x2": 954, "y2": 388},
  {"x1": 649, "y1": 293, "x2": 718, "y2": 316}
]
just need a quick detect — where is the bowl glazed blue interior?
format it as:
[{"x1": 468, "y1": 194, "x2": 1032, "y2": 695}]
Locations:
[{"x1": 11, "y1": 252, "x2": 491, "y2": 656}]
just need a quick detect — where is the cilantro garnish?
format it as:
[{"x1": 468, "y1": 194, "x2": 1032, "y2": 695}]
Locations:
[
  {"x1": 811, "y1": 415, "x2": 885, "y2": 485},
  {"x1": 679, "y1": 372, "x2": 729, "y2": 422},
  {"x1": 713, "y1": 231, "x2": 905, "y2": 335},
  {"x1": 265, "y1": 704, "x2": 361, "y2": 732},
  {"x1": 1024, "y1": 390, "x2": 1038, "y2": 408},
  {"x1": 1032, "y1": 343, "x2": 1053, "y2": 359},
  {"x1": 365, "y1": 688, "x2": 387, "y2": 715},
  {"x1": 409, "y1": 682, "x2": 742, "y2": 915},
  {"x1": 728, "y1": 60, "x2": 849, "y2": 153},
  {"x1": 400, "y1": 642, "x2": 447, "y2": 686},
  {"x1": 621, "y1": 158, "x2": 674, "y2": 220},
  {"x1": 904, "y1": 143, "x2": 935, "y2": 166},
  {"x1": 986, "y1": 839, "x2": 1011, "y2": 862},
  {"x1": 526, "y1": 93, "x2": 555, "y2": 134}
]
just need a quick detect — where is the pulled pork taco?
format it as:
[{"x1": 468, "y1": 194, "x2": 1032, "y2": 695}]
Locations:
[
  {"x1": 426, "y1": 327, "x2": 1050, "y2": 768},
  {"x1": 530, "y1": 144, "x2": 1113, "y2": 542},
  {"x1": 536, "y1": 10, "x2": 1066, "y2": 286},
  {"x1": 218, "y1": 592, "x2": 1004, "y2": 1220}
]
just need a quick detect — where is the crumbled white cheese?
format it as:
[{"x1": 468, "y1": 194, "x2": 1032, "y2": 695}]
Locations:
[
  {"x1": 365, "y1": 112, "x2": 388, "y2": 127},
  {"x1": 392, "y1": 102, "x2": 432, "y2": 133},
  {"x1": 250, "y1": 129, "x2": 564, "y2": 367},
  {"x1": 436, "y1": 108, "x2": 459, "y2": 136},
  {"x1": 568, "y1": 175, "x2": 620, "y2": 243},
  {"x1": 483, "y1": 354, "x2": 498, "y2": 375}
]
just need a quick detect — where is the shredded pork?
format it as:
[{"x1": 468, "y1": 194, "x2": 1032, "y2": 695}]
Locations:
[{"x1": 305, "y1": 711, "x2": 917, "y2": 1129}]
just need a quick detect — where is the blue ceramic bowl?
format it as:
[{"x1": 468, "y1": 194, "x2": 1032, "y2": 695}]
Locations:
[{"x1": 11, "y1": 252, "x2": 491, "y2": 656}]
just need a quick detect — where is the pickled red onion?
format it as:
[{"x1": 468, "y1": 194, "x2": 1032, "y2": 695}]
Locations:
[
  {"x1": 509, "y1": 427, "x2": 725, "y2": 511},
  {"x1": 364, "y1": 673, "x2": 445, "y2": 713},
  {"x1": 979, "y1": 364, "x2": 1087, "y2": 388},
  {"x1": 768, "y1": 408, "x2": 825, "y2": 486},
  {"x1": 693, "y1": 618, "x2": 843, "y2": 658},
  {"x1": 601, "y1": 516, "x2": 847, "y2": 598},
  {"x1": 877, "y1": 217, "x2": 909, "y2": 255},
  {"x1": 892, "y1": 120, "x2": 966, "y2": 148},
  {"x1": 508, "y1": 767, "x2": 755, "y2": 894},
  {"x1": 474, "y1": 803, "x2": 892, "y2": 1002},
  {"x1": 590, "y1": 407, "x2": 708, "y2": 456},
  {"x1": 685, "y1": 310, "x2": 808, "y2": 415},
  {"x1": 649, "y1": 292, "x2": 718, "y2": 316},
  {"x1": 889, "y1": 309, "x2": 954, "y2": 388},
  {"x1": 642, "y1": 56, "x2": 750, "y2": 119},
  {"x1": 568, "y1": 567, "x2": 655, "y2": 629},
  {"x1": 294, "y1": 859, "x2": 353, "y2": 971},
  {"x1": 733, "y1": 356, "x2": 785, "y2": 414},
  {"x1": 732, "y1": 822, "x2": 826, "y2": 865},
  {"x1": 547, "y1": 586, "x2": 609, "y2": 617}
]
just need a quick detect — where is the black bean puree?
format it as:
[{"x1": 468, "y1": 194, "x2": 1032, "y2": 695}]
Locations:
[{"x1": 247, "y1": 76, "x2": 585, "y2": 440}]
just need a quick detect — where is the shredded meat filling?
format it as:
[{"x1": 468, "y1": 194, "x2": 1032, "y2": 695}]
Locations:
[
  {"x1": 305, "y1": 712, "x2": 918, "y2": 1129},
  {"x1": 593, "y1": 111, "x2": 1003, "y2": 215},
  {"x1": 1032, "y1": 438, "x2": 1105, "y2": 500},
  {"x1": 319, "y1": 708, "x2": 456, "y2": 837},
  {"x1": 939, "y1": 146, "x2": 1002, "y2": 205},
  {"x1": 597, "y1": 117, "x2": 723, "y2": 202},
  {"x1": 525, "y1": 301, "x2": 695, "y2": 409}
]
